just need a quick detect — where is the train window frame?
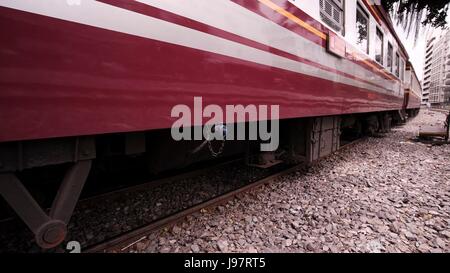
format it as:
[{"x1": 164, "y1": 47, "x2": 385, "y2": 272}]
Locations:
[
  {"x1": 395, "y1": 52, "x2": 400, "y2": 77},
  {"x1": 400, "y1": 58, "x2": 405, "y2": 82},
  {"x1": 387, "y1": 42, "x2": 393, "y2": 72},
  {"x1": 375, "y1": 27, "x2": 384, "y2": 66},
  {"x1": 319, "y1": 0, "x2": 345, "y2": 35},
  {"x1": 355, "y1": 3, "x2": 370, "y2": 55}
]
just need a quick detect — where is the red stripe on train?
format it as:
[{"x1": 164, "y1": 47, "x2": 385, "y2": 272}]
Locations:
[
  {"x1": 0, "y1": 7, "x2": 403, "y2": 142},
  {"x1": 98, "y1": 0, "x2": 388, "y2": 91}
]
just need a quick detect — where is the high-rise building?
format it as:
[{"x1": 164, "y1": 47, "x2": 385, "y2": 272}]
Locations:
[{"x1": 422, "y1": 30, "x2": 450, "y2": 107}]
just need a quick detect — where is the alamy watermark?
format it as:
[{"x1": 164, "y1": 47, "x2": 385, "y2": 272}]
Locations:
[
  {"x1": 171, "y1": 97, "x2": 280, "y2": 152},
  {"x1": 66, "y1": 241, "x2": 81, "y2": 253}
]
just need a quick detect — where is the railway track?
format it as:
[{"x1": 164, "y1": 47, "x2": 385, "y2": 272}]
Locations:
[
  {"x1": 85, "y1": 138, "x2": 366, "y2": 253},
  {"x1": 85, "y1": 164, "x2": 299, "y2": 253},
  {"x1": 0, "y1": 155, "x2": 285, "y2": 253},
  {"x1": 79, "y1": 157, "x2": 244, "y2": 208},
  {"x1": 0, "y1": 136, "x2": 365, "y2": 253}
]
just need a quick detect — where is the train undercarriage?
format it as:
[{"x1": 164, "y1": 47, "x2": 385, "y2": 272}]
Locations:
[{"x1": 0, "y1": 110, "x2": 416, "y2": 249}]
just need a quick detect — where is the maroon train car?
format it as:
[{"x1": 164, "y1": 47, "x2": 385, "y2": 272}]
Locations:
[{"x1": 0, "y1": 0, "x2": 417, "y2": 248}]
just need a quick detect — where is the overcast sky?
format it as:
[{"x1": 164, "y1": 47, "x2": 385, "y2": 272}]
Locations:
[{"x1": 393, "y1": 12, "x2": 450, "y2": 81}]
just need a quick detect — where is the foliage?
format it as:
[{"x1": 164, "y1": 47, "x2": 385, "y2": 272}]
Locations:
[
  {"x1": 382, "y1": 0, "x2": 449, "y2": 28},
  {"x1": 381, "y1": 0, "x2": 449, "y2": 44}
]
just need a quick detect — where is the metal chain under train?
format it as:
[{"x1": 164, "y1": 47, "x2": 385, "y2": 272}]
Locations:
[{"x1": 205, "y1": 124, "x2": 226, "y2": 157}]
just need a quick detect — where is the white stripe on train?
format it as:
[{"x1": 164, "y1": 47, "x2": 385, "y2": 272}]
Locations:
[
  {"x1": 1, "y1": 0, "x2": 393, "y2": 95},
  {"x1": 138, "y1": 0, "x2": 398, "y2": 93}
]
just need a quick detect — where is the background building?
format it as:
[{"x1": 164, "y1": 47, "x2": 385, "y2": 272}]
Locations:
[{"x1": 422, "y1": 29, "x2": 450, "y2": 107}]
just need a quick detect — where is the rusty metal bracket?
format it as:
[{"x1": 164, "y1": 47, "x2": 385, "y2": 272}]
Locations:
[
  {"x1": 0, "y1": 160, "x2": 92, "y2": 249},
  {"x1": 306, "y1": 116, "x2": 341, "y2": 163}
]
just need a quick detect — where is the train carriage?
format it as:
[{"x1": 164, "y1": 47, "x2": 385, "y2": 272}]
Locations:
[{"x1": 0, "y1": 0, "x2": 419, "y2": 249}]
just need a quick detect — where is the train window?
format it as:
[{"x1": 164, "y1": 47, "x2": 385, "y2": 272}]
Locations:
[
  {"x1": 395, "y1": 52, "x2": 400, "y2": 77},
  {"x1": 400, "y1": 58, "x2": 405, "y2": 81},
  {"x1": 319, "y1": 0, "x2": 344, "y2": 34},
  {"x1": 375, "y1": 28, "x2": 384, "y2": 65},
  {"x1": 387, "y1": 43, "x2": 393, "y2": 72},
  {"x1": 356, "y1": 4, "x2": 369, "y2": 54}
]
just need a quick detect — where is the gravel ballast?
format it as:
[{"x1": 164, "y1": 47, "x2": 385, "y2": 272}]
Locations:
[{"x1": 128, "y1": 110, "x2": 450, "y2": 253}]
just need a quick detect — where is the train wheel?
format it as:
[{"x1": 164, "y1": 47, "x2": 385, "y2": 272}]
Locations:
[
  {"x1": 35, "y1": 220, "x2": 67, "y2": 249},
  {"x1": 0, "y1": 160, "x2": 91, "y2": 249}
]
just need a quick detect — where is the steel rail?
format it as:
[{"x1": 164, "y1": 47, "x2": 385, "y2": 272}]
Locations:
[
  {"x1": 85, "y1": 164, "x2": 300, "y2": 253},
  {"x1": 85, "y1": 138, "x2": 366, "y2": 253}
]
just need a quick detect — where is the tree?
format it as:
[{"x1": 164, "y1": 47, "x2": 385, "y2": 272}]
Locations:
[{"x1": 382, "y1": 0, "x2": 449, "y2": 44}]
